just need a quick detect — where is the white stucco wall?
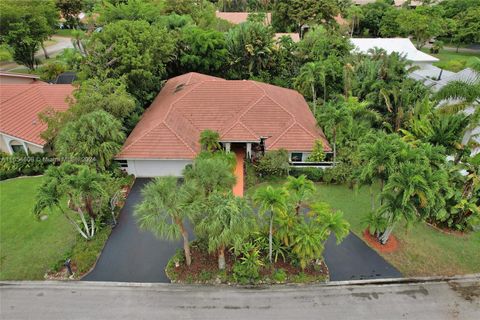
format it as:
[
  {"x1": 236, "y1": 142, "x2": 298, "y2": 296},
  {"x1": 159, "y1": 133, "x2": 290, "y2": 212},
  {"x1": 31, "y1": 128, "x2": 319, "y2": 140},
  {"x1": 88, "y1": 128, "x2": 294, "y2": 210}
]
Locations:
[
  {"x1": 124, "y1": 159, "x2": 192, "y2": 177},
  {"x1": 0, "y1": 133, "x2": 45, "y2": 154}
]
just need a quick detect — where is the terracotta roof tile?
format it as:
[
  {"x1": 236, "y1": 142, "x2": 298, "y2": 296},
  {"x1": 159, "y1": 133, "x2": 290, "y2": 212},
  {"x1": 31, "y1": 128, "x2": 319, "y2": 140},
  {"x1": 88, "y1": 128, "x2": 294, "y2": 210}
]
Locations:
[
  {"x1": 0, "y1": 83, "x2": 74, "y2": 146},
  {"x1": 117, "y1": 72, "x2": 331, "y2": 160},
  {"x1": 215, "y1": 11, "x2": 271, "y2": 25}
]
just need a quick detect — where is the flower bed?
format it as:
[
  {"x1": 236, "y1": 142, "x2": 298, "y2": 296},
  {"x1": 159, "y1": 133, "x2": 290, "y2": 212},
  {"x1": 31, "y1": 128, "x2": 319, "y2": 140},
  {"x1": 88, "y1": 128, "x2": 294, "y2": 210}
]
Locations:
[{"x1": 165, "y1": 244, "x2": 329, "y2": 285}]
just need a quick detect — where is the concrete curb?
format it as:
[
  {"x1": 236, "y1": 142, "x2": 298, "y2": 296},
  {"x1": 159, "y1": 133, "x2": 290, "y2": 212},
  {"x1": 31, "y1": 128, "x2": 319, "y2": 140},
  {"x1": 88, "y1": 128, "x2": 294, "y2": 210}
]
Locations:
[{"x1": 2, "y1": 274, "x2": 478, "y2": 290}]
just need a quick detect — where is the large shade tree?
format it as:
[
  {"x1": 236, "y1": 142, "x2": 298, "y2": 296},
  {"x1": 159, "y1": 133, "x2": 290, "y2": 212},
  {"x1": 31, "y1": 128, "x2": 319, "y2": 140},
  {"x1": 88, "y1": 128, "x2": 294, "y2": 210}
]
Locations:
[{"x1": 55, "y1": 110, "x2": 125, "y2": 171}]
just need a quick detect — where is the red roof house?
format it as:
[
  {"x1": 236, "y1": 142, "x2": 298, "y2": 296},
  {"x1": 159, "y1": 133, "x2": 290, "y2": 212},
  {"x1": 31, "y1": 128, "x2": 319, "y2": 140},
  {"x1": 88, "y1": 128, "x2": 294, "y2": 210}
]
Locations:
[
  {"x1": 0, "y1": 82, "x2": 74, "y2": 154},
  {"x1": 117, "y1": 73, "x2": 330, "y2": 178}
]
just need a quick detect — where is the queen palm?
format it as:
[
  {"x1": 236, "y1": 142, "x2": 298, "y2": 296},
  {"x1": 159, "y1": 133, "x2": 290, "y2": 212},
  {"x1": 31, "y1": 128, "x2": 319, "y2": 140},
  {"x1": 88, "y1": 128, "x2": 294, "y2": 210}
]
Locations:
[
  {"x1": 254, "y1": 186, "x2": 288, "y2": 263},
  {"x1": 196, "y1": 192, "x2": 252, "y2": 270},
  {"x1": 33, "y1": 163, "x2": 111, "y2": 240},
  {"x1": 294, "y1": 62, "x2": 325, "y2": 114},
  {"x1": 376, "y1": 162, "x2": 431, "y2": 244},
  {"x1": 135, "y1": 177, "x2": 199, "y2": 266},
  {"x1": 358, "y1": 132, "x2": 404, "y2": 195},
  {"x1": 284, "y1": 175, "x2": 315, "y2": 215}
]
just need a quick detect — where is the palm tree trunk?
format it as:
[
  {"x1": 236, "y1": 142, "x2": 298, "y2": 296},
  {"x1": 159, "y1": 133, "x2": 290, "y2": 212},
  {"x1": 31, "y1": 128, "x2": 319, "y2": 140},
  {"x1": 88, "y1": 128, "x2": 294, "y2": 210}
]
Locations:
[
  {"x1": 379, "y1": 224, "x2": 394, "y2": 244},
  {"x1": 41, "y1": 42, "x2": 49, "y2": 59},
  {"x1": 333, "y1": 128, "x2": 337, "y2": 166},
  {"x1": 176, "y1": 219, "x2": 192, "y2": 266},
  {"x1": 370, "y1": 187, "x2": 375, "y2": 212},
  {"x1": 61, "y1": 207, "x2": 89, "y2": 239},
  {"x1": 77, "y1": 208, "x2": 91, "y2": 239},
  {"x1": 311, "y1": 83, "x2": 317, "y2": 114},
  {"x1": 90, "y1": 217, "x2": 95, "y2": 237},
  {"x1": 269, "y1": 211, "x2": 273, "y2": 263},
  {"x1": 218, "y1": 246, "x2": 226, "y2": 270}
]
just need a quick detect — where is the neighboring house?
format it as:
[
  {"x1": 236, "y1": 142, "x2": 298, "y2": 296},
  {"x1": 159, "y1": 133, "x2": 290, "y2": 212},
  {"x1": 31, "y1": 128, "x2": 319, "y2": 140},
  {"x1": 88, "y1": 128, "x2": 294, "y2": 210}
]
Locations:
[
  {"x1": 215, "y1": 11, "x2": 271, "y2": 25},
  {"x1": 117, "y1": 72, "x2": 331, "y2": 177},
  {"x1": 274, "y1": 33, "x2": 300, "y2": 43},
  {"x1": 0, "y1": 72, "x2": 43, "y2": 85},
  {"x1": 0, "y1": 83, "x2": 74, "y2": 154},
  {"x1": 350, "y1": 38, "x2": 439, "y2": 72}
]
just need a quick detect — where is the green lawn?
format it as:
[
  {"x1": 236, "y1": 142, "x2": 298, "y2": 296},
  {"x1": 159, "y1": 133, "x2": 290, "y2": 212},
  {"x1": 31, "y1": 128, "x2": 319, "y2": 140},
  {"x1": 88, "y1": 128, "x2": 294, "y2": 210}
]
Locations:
[
  {"x1": 421, "y1": 49, "x2": 480, "y2": 72},
  {"x1": 0, "y1": 176, "x2": 76, "y2": 280},
  {"x1": 248, "y1": 180, "x2": 480, "y2": 277}
]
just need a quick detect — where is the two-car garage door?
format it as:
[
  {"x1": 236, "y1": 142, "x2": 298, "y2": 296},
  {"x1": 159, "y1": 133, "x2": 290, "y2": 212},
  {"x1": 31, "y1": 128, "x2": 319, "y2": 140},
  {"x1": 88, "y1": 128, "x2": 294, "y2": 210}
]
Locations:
[{"x1": 124, "y1": 160, "x2": 192, "y2": 177}]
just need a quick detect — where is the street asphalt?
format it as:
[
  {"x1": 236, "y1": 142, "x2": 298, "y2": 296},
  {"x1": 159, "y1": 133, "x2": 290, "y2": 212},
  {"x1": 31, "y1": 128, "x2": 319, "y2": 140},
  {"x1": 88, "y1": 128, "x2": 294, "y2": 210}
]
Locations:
[
  {"x1": 83, "y1": 178, "x2": 401, "y2": 283},
  {"x1": 1, "y1": 277, "x2": 479, "y2": 319}
]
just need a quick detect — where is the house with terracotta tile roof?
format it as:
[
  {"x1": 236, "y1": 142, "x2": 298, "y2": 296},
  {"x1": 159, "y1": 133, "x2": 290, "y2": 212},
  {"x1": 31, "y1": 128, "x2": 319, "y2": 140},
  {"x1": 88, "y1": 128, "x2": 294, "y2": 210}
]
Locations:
[
  {"x1": 117, "y1": 73, "x2": 331, "y2": 178},
  {"x1": 0, "y1": 82, "x2": 74, "y2": 154},
  {"x1": 0, "y1": 72, "x2": 43, "y2": 85}
]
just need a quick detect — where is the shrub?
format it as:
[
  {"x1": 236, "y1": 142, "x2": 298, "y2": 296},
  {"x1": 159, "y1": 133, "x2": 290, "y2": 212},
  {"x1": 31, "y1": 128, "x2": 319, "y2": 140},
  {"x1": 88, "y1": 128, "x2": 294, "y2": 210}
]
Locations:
[
  {"x1": 0, "y1": 151, "x2": 54, "y2": 180},
  {"x1": 245, "y1": 159, "x2": 258, "y2": 189},
  {"x1": 233, "y1": 242, "x2": 264, "y2": 284},
  {"x1": 322, "y1": 162, "x2": 352, "y2": 184},
  {"x1": 307, "y1": 140, "x2": 326, "y2": 162},
  {"x1": 272, "y1": 268, "x2": 287, "y2": 283},
  {"x1": 289, "y1": 167, "x2": 324, "y2": 182},
  {"x1": 255, "y1": 149, "x2": 289, "y2": 178}
]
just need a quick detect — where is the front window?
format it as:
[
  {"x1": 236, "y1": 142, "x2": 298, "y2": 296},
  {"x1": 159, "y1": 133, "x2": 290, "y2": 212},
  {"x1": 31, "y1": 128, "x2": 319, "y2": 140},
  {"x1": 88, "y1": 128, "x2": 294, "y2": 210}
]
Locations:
[
  {"x1": 11, "y1": 145, "x2": 24, "y2": 154},
  {"x1": 117, "y1": 160, "x2": 128, "y2": 168},
  {"x1": 290, "y1": 152, "x2": 303, "y2": 162}
]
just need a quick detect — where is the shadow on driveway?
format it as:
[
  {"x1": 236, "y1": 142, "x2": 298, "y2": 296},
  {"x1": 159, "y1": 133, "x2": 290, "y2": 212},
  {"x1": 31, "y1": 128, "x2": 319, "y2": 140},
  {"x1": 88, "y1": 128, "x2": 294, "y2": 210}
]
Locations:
[
  {"x1": 84, "y1": 179, "x2": 401, "y2": 283},
  {"x1": 82, "y1": 178, "x2": 190, "y2": 283}
]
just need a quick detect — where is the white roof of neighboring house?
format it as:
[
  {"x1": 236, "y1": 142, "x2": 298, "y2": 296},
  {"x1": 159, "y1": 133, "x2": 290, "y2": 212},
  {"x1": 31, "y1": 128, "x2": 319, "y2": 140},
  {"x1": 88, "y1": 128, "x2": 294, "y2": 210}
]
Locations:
[
  {"x1": 410, "y1": 64, "x2": 455, "y2": 86},
  {"x1": 350, "y1": 38, "x2": 439, "y2": 63}
]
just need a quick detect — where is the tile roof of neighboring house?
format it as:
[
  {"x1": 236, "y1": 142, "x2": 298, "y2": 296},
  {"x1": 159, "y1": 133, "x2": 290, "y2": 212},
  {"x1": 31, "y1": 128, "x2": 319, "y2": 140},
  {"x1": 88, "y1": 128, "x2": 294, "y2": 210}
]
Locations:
[
  {"x1": 274, "y1": 33, "x2": 300, "y2": 43},
  {"x1": 117, "y1": 73, "x2": 330, "y2": 160},
  {"x1": 215, "y1": 11, "x2": 271, "y2": 25},
  {"x1": 0, "y1": 72, "x2": 42, "y2": 84},
  {"x1": 350, "y1": 38, "x2": 439, "y2": 62},
  {"x1": 0, "y1": 83, "x2": 74, "y2": 146}
]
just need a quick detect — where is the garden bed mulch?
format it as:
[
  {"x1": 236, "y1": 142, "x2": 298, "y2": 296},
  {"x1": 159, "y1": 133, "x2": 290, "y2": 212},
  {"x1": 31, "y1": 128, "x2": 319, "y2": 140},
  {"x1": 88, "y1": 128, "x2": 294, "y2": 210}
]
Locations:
[
  {"x1": 363, "y1": 229, "x2": 399, "y2": 253},
  {"x1": 167, "y1": 246, "x2": 329, "y2": 285}
]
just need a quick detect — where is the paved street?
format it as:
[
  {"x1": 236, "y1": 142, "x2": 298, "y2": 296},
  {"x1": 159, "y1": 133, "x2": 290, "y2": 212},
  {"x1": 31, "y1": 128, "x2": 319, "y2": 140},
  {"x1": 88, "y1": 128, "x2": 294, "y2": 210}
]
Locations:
[{"x1": 1, "y1": 277, "x2": 479, "y2": 319}]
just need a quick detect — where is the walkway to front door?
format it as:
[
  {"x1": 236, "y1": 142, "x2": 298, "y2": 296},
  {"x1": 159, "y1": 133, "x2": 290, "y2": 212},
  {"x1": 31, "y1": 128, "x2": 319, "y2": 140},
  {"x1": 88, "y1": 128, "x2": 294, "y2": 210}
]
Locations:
[{"x1": 232, "y1": 146, "x2": 245, "y2": 197}]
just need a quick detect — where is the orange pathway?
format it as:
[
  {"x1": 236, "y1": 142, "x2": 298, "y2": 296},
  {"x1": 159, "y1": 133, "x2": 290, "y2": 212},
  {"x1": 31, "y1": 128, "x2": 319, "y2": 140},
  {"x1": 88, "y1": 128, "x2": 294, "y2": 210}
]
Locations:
[{"x1": 232, "y1": 148, "x2": 245, "y2": 197}]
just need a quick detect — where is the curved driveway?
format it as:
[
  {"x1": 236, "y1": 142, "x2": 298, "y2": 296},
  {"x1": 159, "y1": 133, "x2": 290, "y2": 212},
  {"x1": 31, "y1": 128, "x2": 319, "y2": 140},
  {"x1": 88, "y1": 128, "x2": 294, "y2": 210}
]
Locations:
[{"x1": 83, "y1": 179, "x2": 401, "y2": 283}]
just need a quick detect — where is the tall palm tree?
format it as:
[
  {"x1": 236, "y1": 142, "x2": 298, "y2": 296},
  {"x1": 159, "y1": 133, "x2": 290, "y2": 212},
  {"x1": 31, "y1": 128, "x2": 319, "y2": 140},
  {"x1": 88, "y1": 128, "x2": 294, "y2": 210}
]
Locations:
[
  {"x1": 254, "y1": 186, "x2": 288, "y2": 263},
  {"x1": 284, "y1": 175, "x2": 315, "y2": 215},
  {"x1": 135, "y1": 177, "x2": 199, "y2": 266},
  {"x1": 199, "y1": 129, "x2": 221, "y2": 152},
  {"x1": 294, "y1": 62, "x2": 324, "y2": 114},
  {"x1": 196, "y1": 192, "x2": 252, "y2": 269}
]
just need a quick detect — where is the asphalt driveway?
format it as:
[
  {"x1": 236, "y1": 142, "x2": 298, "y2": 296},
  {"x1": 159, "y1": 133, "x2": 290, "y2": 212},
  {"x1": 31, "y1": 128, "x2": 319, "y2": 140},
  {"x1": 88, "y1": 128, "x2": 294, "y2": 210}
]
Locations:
[
  {"x1": 82, "y1": 178, "x2": 190, "y2": 283},
  {"x1": 83, "y1": 179, "x2": 401, "y2": 283}
]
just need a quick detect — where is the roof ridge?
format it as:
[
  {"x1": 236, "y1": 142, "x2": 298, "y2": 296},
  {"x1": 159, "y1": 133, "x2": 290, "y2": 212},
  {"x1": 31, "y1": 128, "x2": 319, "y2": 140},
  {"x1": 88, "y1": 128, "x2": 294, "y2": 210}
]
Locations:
[
  {"x1": 221, "y1": 121, "x2": 258, "y2": 140},
  {"x1": 163, "y1": 121, "x2": 196, "y2": 155},
  {"x1": 267, "y1": 119, "x2": 296, "y2": 148},
  {"x1": 252, "y1": 81, "x2": 296, "y2": 119}
]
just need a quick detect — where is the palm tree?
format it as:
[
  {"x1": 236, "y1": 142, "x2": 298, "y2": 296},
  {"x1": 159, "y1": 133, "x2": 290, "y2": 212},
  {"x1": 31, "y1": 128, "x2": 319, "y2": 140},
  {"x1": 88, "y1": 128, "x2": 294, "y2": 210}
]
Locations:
[
  {"x1": 346, "y1": 5, "x2": 363, "y2": 37},
  {"x1": 294, "y1": 62, "x2": 324, "y2": 114},
  {"x1": 254, "y1": 186, "x2": 288, "y2": 263},
  {"x1": 199, "y1": 129, "x2": 221, "y2": 152},
  {"x1": 196, "y1": 192, "x2": 252, "y2": 269},
  {"x1": 358, "y1": 132, "x2": 404, "y2": 194},
  {"x1": 135, "y1": 177, "x2": 199, "y2": 266},
  {"x1": 33, "y1": 163, "x2": 111, "y2": 240},
  {"x1": 316, "y1": 101, "x2": 352, "y2": 165},
  {"x1": 311, "y1": 202, "x2": 350, "y2": 243},
  {"x1": 284, "y1": 175, "x2": 315, "y2": 215},
  {"x1": 376, "y1": 162, "x2": 431, "y2": 244},
  {"x1": 291, "y1": 222, "x2": 325, "y2": 269},
  {"x1": 436, "y1": 58, "x2": 480, "y2": 147}
]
